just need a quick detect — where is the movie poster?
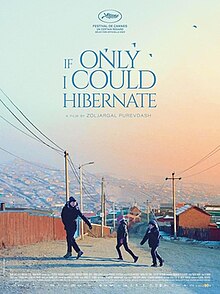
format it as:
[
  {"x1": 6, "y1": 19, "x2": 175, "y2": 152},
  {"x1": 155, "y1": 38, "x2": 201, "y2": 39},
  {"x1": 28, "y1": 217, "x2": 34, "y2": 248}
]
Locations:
[{"x1": 0, "y1": 1, "x2": 219, "y2": 293}]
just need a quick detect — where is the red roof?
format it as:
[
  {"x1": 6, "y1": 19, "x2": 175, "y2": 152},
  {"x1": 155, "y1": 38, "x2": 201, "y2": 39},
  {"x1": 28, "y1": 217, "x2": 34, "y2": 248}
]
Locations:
[
  {"x1": 176, "y1": 202, "x2": 186, "y2": 209},
  {"x1": 208, "y1": 223, "x2": 218, "y2": 228}
]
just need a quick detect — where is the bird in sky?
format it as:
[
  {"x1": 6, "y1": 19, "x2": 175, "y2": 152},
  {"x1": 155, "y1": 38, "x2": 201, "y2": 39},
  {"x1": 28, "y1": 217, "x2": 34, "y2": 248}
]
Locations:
[
  {"x1": 193, "y1": 25, "x2": 198, "y2": 28},
  {"x1": 149, "y1": 53, "x2": 153, "y2": 57}
]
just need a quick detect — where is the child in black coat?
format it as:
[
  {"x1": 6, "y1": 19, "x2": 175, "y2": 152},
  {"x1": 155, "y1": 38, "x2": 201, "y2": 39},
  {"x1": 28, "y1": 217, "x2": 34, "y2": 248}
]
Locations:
[
  {"x1": 140, "y1": 220, "x2": 164, "y2": 267},
  {"x1": 116, "y1": 218, "x2": 138, "y2": 262}
]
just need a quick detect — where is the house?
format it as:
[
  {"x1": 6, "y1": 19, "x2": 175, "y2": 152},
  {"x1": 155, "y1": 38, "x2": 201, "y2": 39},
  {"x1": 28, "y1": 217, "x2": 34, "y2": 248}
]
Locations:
[
  {"x1": 176, "y1": 202, "x2": 186, "y2": 209},
  {"x1": 176, "y1": 205, "x2": 211, "y2": 229},
  {"x1": 175, "y1": 205, "x2": 220, "y2": 241},
  {"x1": 157, "y1": 204, "x2": 220, "y2": 241},
  {"x1": 157, "y1": 215, "x2": 173, "y2": 227},
  {"x1": 130, "y1": 206, "x2": 141, "y2": 216},
  {"x1": 83, "y1": 212, "x2": 97, "y2": 220},
  {"x1": 159, "y1": 202, "x2": 186, "y2": 215},
  {"x1": 127, "y1": 206, "x2": 141, "y2": 225},
  {"x1": 159, "y1": 203, "x2": 173, "y2": 214},
  {"x1": 203, "y1": 205, "x2": 220, "y2": 228}
]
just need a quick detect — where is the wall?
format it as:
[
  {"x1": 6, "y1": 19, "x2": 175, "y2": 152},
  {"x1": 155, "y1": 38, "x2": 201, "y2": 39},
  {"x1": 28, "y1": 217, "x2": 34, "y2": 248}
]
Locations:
[
  {"x1": 178, "y1": 208, "x2": 211, "y2": 228},
  {"x1": 209, "y1": 228, "x2": 220, "y2": 241},
  {"x1": 178, "y1": 227, "x2": 220, "y2": 241}
]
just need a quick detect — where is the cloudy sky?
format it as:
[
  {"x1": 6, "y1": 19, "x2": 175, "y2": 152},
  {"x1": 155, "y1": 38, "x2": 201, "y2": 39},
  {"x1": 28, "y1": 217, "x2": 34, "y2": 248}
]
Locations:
[{"x1": 0, "y1": 0, "x2": 219, "y2": 186}]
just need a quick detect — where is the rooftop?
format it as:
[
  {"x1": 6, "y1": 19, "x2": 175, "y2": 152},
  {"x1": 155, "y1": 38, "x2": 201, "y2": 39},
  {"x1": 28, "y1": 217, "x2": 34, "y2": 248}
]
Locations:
[
  {"x1": 176, "y1": 205, "x2": 210, "y2": 216},
  {"x1": 176, "y1": 204, "x2": 192, "y2": 216}
]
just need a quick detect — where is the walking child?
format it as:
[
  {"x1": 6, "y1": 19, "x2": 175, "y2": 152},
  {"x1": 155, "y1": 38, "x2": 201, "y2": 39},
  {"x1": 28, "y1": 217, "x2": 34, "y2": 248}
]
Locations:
[
  {"x1": 140, "y1": 220, "x2": 164, "y2": 267},
  {"x1": 116, "y1": 218, "x2": 138, "y2": 262}
]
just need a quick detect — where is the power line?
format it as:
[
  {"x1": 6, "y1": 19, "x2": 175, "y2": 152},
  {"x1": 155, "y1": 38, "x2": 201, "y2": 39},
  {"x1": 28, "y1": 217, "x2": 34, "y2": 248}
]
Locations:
[
  {"x1": 0, "y1": 88, "x2": 64, "y2": 152},
  {"x1": 68, "y1": 156, "x2": 98, "y2": 201},
  {"x1": 182, "y1": 162, "x2": 220, "y2": 179},
  {"x1": 0, "y1": 89, "x2": 99, "y2": 202},
  {"x1": 177, "y1": 144, "x2": 220, "y2": 176},
  {"x1": 0, "y1": 146, "x2": 98, "y2": 204},
  {"x1": 0, "y1": 145, "x2": 62, "y2": 172},
  {"x1": 68, "y1": 156, "x2": 80, "y2": 184},
  {"x1": 82, "y1": 171, "x2": 100, "y2": 194},
  {"x1": 82, "y1": 167, "x2": 102, "y2": 185},
  {"x1": 81, "y1": 171, "x2": 100, "y2": 198},
  {"x1": 0, "y1": 96, "x2": 63, "y2": 154},
  {"x1": 0, "y1": 115, "x2": 42, "y2": 143}
]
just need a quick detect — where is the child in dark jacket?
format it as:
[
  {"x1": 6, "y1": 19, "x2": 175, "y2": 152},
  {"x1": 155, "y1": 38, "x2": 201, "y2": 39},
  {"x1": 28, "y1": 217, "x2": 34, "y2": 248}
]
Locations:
[
  {"x1": 140, "y1": 220, "x2": 164, "y2": 267},
  {"x1": 116, "y1": 218, "x2": 138, "y2": 262}
]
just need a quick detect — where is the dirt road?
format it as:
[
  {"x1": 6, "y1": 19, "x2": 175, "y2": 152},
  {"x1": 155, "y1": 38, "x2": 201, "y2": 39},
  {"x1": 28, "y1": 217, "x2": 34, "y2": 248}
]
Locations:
[{"x1": 0, "y1": 236, "x2": 219, "y2": 294}]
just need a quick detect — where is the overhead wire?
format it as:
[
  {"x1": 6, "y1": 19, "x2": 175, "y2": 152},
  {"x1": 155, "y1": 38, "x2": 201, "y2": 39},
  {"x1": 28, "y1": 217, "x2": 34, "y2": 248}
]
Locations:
[
  {"x1": 0, "y1": 90, "x2": 101, "y2": 204},
  {"x1": 0, "y1": 96, "x2": 63, "y2": 154},
  {"x1": 0, "y1": 89, "x2": 113, "y2": 205},
  {"x1": 177, "y1": 144, "x2": 220, "y2": 176},
  {"x1": 0, "y1": 146, "x2": 66, "y2": 203},
  {"x1": 0, "y1": 88, "x2": 64, "y2": 152},
  {"x1": 0, "y1": 145, "x2": 62, "y2": 172},
  {"x1": 181, "y1": 162, "x2": 220, "y2": 179},
  {"x1": 0, "y1": 96, "x2": 95, "y2": 198},
  {"x1": 0, "y1": 115, "x2": 43, "y2": 143},
  {"x1": 82, "y1": 167, "x2": 102, "y2": 185},
  {"x1": 82, "y1": 171, "x2": 99, "y2": 193},
  {"x1": 68, "y1": 156, "x2": 98, "y2": 201},
  {"x1": 68, "y1": 156, "x2": 80, "y2": 184}
]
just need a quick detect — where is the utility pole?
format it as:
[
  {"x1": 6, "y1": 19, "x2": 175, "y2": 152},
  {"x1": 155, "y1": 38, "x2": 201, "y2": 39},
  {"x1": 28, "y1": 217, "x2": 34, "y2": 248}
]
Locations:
[
  {"x1": 103, "y1": 192, "x2": 106, "y2": 226},
  {"x1": 79, "y1": 161, "x2": 94, "y2": 240},
  {"x1": 146, "y1": 200, "x2": 150, "y2": 223},
  {"x1": 64, "y1": 151, "x2": 69, "y2": 202},
  {"x1": 79, "y1": 164, "x2": 84, "y2": 240},
  {"x1": 101, "y1": 177, "x2": 104, "y2": 237},
  {"x1": 113, "y1": 202, "x2": 116, "y2": 229},
  {"x1": 165, "y1": 172, "x2": 181, "y2": 239}
]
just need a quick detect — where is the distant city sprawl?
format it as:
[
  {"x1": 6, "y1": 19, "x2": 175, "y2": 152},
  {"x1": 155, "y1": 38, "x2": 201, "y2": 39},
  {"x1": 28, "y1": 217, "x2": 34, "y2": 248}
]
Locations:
[{"x1": 0, "y1": 160, "x2": 219, "y2": 217}]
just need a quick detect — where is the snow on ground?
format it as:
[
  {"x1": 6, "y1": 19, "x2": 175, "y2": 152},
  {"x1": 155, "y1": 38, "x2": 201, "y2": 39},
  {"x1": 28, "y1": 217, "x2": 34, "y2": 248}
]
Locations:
[{"x1": 160, "y1": 231, "x2": 220, "y2": 249}]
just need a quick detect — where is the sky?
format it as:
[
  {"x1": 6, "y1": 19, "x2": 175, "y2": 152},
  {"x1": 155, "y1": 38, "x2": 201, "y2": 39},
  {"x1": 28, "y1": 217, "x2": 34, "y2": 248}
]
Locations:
[{"x1": 0, "y1": 0, "x2": 219, "y2": 187}]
